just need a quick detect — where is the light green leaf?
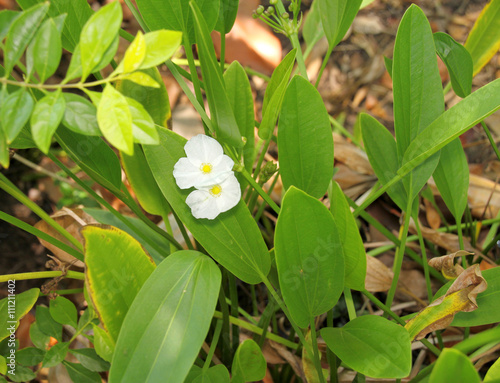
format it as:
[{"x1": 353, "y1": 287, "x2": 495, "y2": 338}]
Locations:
[
  {"x1": 434, "y1": 32, "x2": 473, "y2": 98},
  {"x1": 0, "y1": 10, "x2": 20, "y2": 43},
  {"x1": 321, "y1": 315, "x2": 411, "y2": 379},
  {"x1": 0, "y1": 288, "x2": 39, "y2": 342},
  {"x1": 32, "y1": 18, "x2": 63, "y2": 82},
  {"x1": 82, "y1": 225, "x2": 156, "y2": 342},
  {"x1": 144, "y1": 129, "x2": 271, "y2": 284},
  {"x1": 62, "y1": 93, "x2": 100, "y2": 136},
  {"x1": 97, "y1": 84, "x2": 134, "y2": 155},
  {"x1": 92, "y1": 325, "x2": 114, "y2": 363},
  {"x1": 49, "y1": 296, "x2": 78, "y2": 328},
  {"x1": 231, "y1": 339, "x2": 266, "y2": 383},
  {"x1": 63, "y1": 360, "x2": 102, "y2": 383},
  {"x1": 108, "y1": 251, "x2": 221, "y2": 383},
  {"x1": 121, "y1": 71, "x2": 160, "y2": 88},
  {"x1": 259, "y1": 49, "x2": 296, "y2": 140},
  {"x1": 141, "y1": 30, "x2": 182, "y2": 69},
  {"x1": 125, "y1": 97, "x2": 159, "y2": 145},
  {"x1": 191, "y1": 1, "x2": 243, "y2": 148},
  {"x1": 31, "y1": 90, "x2": 66, "y2": 153},
  {"x1": 429, "y1": 348, "x2": 480, "y2": 383},
  {"x1": 278, "y1": 75, "x2": 334, "y2": 198},
  {"x1": 191, "y1": 365, "x2": 230, "y2": 383},
  {"x1": 318, "y1": 0, "x2": 362, "y2": 48},
  {"x1": 484, "y1": 357, "x2": 500, "y2": 382},
  {"x1": 4, "y1": 2, "x2": 49, "y2": 76},
  {"x1": 43, "y1": 342, "x2": 69, "y2": 368},
  {"x1": 329, "y1": 181, "x2": 366, "y2": 290},
  {"x1": 215, "y1": 0, "x2": 239, "y2": 34},
  {"x1": 123, "y1": 31, "x2": 146, "y2": 74},
  {"x1": 80, "y1": 1, "x2": 122, "y2": 79},
  {"x1": 464, "y1": 0, "x2": 500, "y2": 76},
  {"x1": 1, "y1": 88, "x2": 34, "y2": 144},
  {"x1": 275, "y1": 186, "x2": 344, "y2": 328},
  {"x1": 69, "y1": 348, "x2": 110, "y2": 372},
  {"x1": 303, "y1": 0, "x2": 325, "y2": 49}
]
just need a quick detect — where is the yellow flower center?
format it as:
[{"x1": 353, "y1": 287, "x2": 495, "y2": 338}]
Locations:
[
  {"x1": 209, "y1": 185, "x2": 222, "y2": 197},
  {"x1": 200, "y1": 163, "x2": 212, "y2": 174}
]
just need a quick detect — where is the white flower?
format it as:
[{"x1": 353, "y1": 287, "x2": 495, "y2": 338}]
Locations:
[
  {"x1": 185, "y1": 174, "x2": 241, "y2": 220},
  {"x1": 173, "y1": 134, "x2": 235, "y2": 189}
]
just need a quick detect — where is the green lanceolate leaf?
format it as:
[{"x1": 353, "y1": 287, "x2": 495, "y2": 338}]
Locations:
[
  {"x1": 136, "y1": 0, "x2": 219, "y2": 44},
  {"x1": 0, "y1": 10, "x2": 20, "y2": 42},
  {"x1": 80, "y1": 1, "x2": 122, "y2": 80},
  {"x1": 108, "y1": 251, "x2": 221, "y2": 383},
  {"x1": 434, "y1": 32, "x2": 473, "y2": 98},
  {"x1": 329, "y1": 181, "x2": 366, "y2": 290},
  {"x1": 83, "y1": 225, "x2": 156, "y2": 343},
  {"x1": 69, "y1": 348, "x2": 110, "y2": 372},
  {"x1": 49, "y1": 296, "x2": 78, "y2": 328},
  {"x1": 231, "y1": 340, "x2": 266, "y2": 383},
  {"x1": 1, "y1": 88, "x2": 34, "y2": 144},
  {"x1": 433, "y1": 138, "x2": 469, "y2": 220},
  {"x1": 318, "y1": 0, "x2": 362, "y2": 49},
  {"x1": 484, "y1": 357, "x2": 500, "y2": 382},
  {"x1": 123, "y1": 31, "x2": 146, "y2": 73},
  {"x1": 32, "y1": 18, "x2": 63, "y2": 82},
  {"x1": 393, "y1": 5, "x2": 444, "y2": 202},
  {"x1": 126, "y1": 97, "x2": 159, "y2": 145},
  {"x1": 278, "y1": 75, "x2": 334, "y2": 199},
  {"x1": 191, "y1": 1, "x2": 243, "y2": 148},
  {"x1": 31, "y1": 90, "x2": 66, "y2": 153},
  {"x1": 144, "y1": 129, "x2": 271, "y2": 284},
  {"x1": 97, "y1": 84, "x2": 134, "y2": 155},
  {"x1": 465, "y1": 0, "x2": 500, "y2": 76},
  {"x1": 36, "y1": 306, "x2": 62, "y2": 341},
  {"x1": 62, "y1": 93, "x2": 100, "y2": 136},
  {"x1": 92, "y1": 325, "x2": 114, "y2": 363},
  {"x1": 223, "y1": 61, "x2": 255, "y2": 172},
  {"x1": 63, "y1": 361, "x2": 102, "y2": 383},
  {"x1": 429, "y1": 348, "x2": 480, "y2": 383},
  {"x1": 275, "y1": 186, "x2": 345, "y2": 328},
  {"x1": 259, "y1": 49, "x2": 296, "y2": 140},
  {"x1": 43, "y1": 342, "x2": 69, "y2": 368},
  {"x1": 3, "y1": 2, "x2": 49, "y2": 76},
  {"x1": 0, "y1": 288, "x2": 39, "y2": 342},
  {"x1": 303, "y1": 0, "x2": 325, "y2": 49},
  {"x1": 321, "y1": 315, "x2": 411, "y2": 379},
  {"x1": 215, "y1": 0, "x2": 238, "y2": 34}
]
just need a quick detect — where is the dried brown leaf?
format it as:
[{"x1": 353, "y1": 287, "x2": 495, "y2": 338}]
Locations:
[
  {"x1": 428, "y1": 250, "x2": 472, "y2": 279},
  {"x1": 365, "y1": 254, "x2": 393, "y2": 292}
]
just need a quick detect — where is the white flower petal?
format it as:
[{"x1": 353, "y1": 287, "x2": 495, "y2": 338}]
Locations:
[
  {"x1": 216, "y1": 175, "x2": 241, "y2": 213},
  {"x1": 186, "y1": 189, "x2": 221, "y2": 220},
  {"x1": 184, "y1": 134, "x2": 223, "y2": 166},
  {"x1": 173, "y1": 157, "x2": 200, "y2": 189}
]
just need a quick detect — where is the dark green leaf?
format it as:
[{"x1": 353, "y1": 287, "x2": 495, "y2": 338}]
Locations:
[
  {"x1": 108, "y1": 251, "x2": 221, "y2": 383},
  {"x1": 191, "y1": 365, "x2": 230, "y2": 383},
  {"x1": 278, "y1": 75, "x2": 334, "y2": 198},
  {"x1": 49, "y1": 296, "x2": 78, "y2": 328},
  {"x1": 321, "y1": 315, "x2": 411, "y2": 378},
  {"x1": 42, "y1": 342, "x2": 69, "y2": 368},
  {"x1": 16, "y1": 347, "x2": 45, "y2": 367},
  {"x1": 434, "y1": 32, "x2": 473, "y2": 98},
  {"x1": 384, "y1": 56, "x2": 393, "y2": 78},
  {"x1": 215, "y1": 0, "x2": 238, "y2": 34},
  {"x1": 63, "y1": 360, "x2": 102, "y2": 383},
  {"x1": 231, "y1": 340, "x2": 266, "y2": 383},
  {"x1": 62, "y1": 93, "x2": 100, "y2": 136},
  {"x1": 69, "y1": 348, "x2": 110, "y2": 372},
  {"x1": 35, "y1": 306, "x2": 62, "y2": 342},
  {"x1": 28, "y1": 321, "x2": 50, "y2": 350},
  {"x1": 31, "y1": 90, "x2": 66, "y2": 153},
  {"x1": 32, "y1": 18, "x2": 63, "y2": 82},
  {"x1": 1, "y1": 88, "x2": 34, "y2": 144},
  {"x1": 275, "y1": 186, "x2": 344, "y2": 328},
  {"x1": 5, "y1": 364, "x2": 36, "y2": 382},
  {"x1": 318, "y1": 0, "x2": 362, "y2": 48},
  {"x1": 429, "y1": 348, "x2": 480, "y2": 383}
]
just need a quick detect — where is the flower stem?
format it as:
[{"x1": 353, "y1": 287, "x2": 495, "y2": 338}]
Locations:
[
  {"x1": 0, "y1": 270, "x2": 85, "y2": 283},
  {"x1": 239, "y1": 168, "x2": 280, "y2": 214}
]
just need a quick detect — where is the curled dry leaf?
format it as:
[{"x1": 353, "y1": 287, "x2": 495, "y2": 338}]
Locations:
[
  {"x1": 404, "y1": 264, "x2": 487, "y2": 341},
  {"x1": 365, "y1": 254, "x2": 393, "y2": 292},
  {"x1": 428, "y1": 250, "x2": 472, "y2": 280},
  {"x1": 34, "y1": 208, "x2": 97, "y2": 268}
]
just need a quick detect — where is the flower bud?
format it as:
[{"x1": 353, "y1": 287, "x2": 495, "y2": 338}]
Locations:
[{"x1": 259, "y1": 162, "x2": 278, "y2": 183}]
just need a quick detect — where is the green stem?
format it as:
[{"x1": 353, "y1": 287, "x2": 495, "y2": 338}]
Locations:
[
  {"x1": 40, "y1": 288, "x2": 83, "y2": 296},
  {"x1": 413, "y1": 218, "x2": 433, "y2": 302},
  {"x1": 290, "y1": 33, "x2": 309, "y2": 80},
  {"x1": 218, "y1": 278, "x2": 232, "y2": 364},
  {"x1": 344, "y1": 288, "x2": 357, "y2": 320},
  {"x1": 309, "y1": 318, "x2": 327, "y2": 383},
  {"x1": 481, "y1": 121, "x2": 500, "y2": 162},
  {"x1": 172, "y1": 210, "x2": 195, "y2": 250},
  {"x1": 329, "y1": 115, "x2": 362, "y2": 148},
  {"x1": 228, "y1": 274, "x2": 240, "y2": 353},
  {"x1": 353, "y1": 173, "x2": 403, "y2": 217},
  {"x1": 0, "y1": 270, "x2": 85, "y2": 283},
  {"x1": 183, "y1": 34, "x2": 206, "y2": 117},
  {"x1": 123, "y1": 0, "x2": 149, "y2": 32},
  {"x1": 315, "y1": 45, "x2": 334, "y2": 88},
  {"x1": 254, "y1": 172, "x2": 279, "y2": 221},
  {"x1": 326, "y1": 310, "x2": 338, "y2": 383},
  {"x1": 0, "y1": 210, "x2": 84, "y2": 261},
  {"x1": 0, "y1": 173, "x2": 83, "y2": 251},
  {"x1": 220, "y1": 33, "x2": 226, "y2": 73},
  {"x1": 204, "y1": 319, "x2": 223, "y2": 370},
  {"x1": 239, "y1": 168, "x2": 280, "y2": 214}
]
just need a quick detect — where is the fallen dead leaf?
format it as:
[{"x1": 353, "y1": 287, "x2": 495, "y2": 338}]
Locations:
[
  {"x1": 365, "y1": 254, "x2": 393, "y2": 292},
  {"x1": 428, "y1": 250, "x2": 471, "y2": 280},
  {"x1": 423, "y1": 198, "x2": 441, "y2": 230}
]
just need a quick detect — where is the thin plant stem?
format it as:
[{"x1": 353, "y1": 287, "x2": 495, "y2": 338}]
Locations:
[
  {"x1": 344, "y1": 288, "x2": 357, "y2": 320},
  {"x1": 413, "y1": 218, "x2": 433, "y2": 302},
  {"x1": 329, "y1": 115, "x2": 362, "y2": 148},
  {"x1": 171, "y1": 58, "x2": 271, "y2": 81},
  {"x1": 183, "y1": 34, "x2": 206, "y2": 117},
  {"x1": 123, "y1": 0, "x2": 149, "y2": 32},
  {"x1": 218, "y1": 274, "x2": 232, "y2": 364},
  {"x1": 480, "y1": 121, "x2": 500, "y2": 162},
  {"x1": 0, "y1": 270, "x2": 85, "y2": 283},
  {"x1": 254, "y1": 172, "x2": 280, "y2": 221},
  {"x1": 290, "y1": 33, "x2": 309, "y2": 80},
  {"x1": 228, "y1": 274, "x2": 240, "y2": 353},
  {"x1": 239, "y1": 168, "x2": 280, "y2": 214},
  {"x1": 326, "y1": 310, "x2": 338, "y2": 383},
  {"x1": 309, "y1": 318, "x2": 327, "y2": 383},
  {"x1": 204, "y1": 319, "x2": 223, "y2": 371},
  {"x1": 220, "y1": 33, "x2": 226, "y2": 73},
  {"x1": 315, "y1": 45, "x2": 334, "y2": 88},
  {"x1": 353, "y1": 173, "x2": 404, "y2": 217},
  {"x1": 171, "y1": 210, "x2": 194, "y2": 250},
  {"x1": 40, "y1": 288, "x2": 83, "y2": 296}
]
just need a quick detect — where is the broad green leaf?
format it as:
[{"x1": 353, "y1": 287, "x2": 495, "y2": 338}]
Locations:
[
  {"x1": 42, "y1": 342, "x2": 69, "y2": 368},
  {"x1": 137, "y1": 0, "x2": 219, "y2": 44},
  {"x1": 0, "y1": 288, "x2": 39, "y2": 342},
  {"x1": 329, "y1": 181, "x2": 366, "y2": 290},
  {"x1": 5, "y1": 364, "x2": 36, "y2": 382},
  {"x1": 278, "y1": 75, "x2": 334, "y2": 198},
  {"x1": 84, "y1": 208, "x2": 170, "y2": 264},
  {"x1": 400, "y1": 78, "x2": 500, "y2": 176},
  {"x1": 62, "y1": 93, "x2": 100, "y2": 136},
  {"x1": 1, "y1": 88, "x2": 34, "y2": 144},
  {"x1": 69, "y1": 348, "x2": 110, "y2": 372},
  {"x1": 123, "y1": 31, "x2": 146, "y2": 74},
  {"x1": 318, "y1": 0, "x2": 362, "y2": 48},
  {"x1": 191, "y1": 2, "x2": 243, "y2": 148},
  {"x1": 192, "y1": 365, "x2": 230, "y2": 383},
  {"x1": 231, "y1": 339, "x2": 266, "y2": 383},
  {"x1": 108, "y1": 251, "x2": 221, "y2": 383},
  {"x1": 3, "y1": 2, "x2": 49, "y2": 76},
  {"x1": 485, "y1": 357, "x2": 500, "y2": 382},
  {"x1": 259, "y1": 49, "x2": 296, "y2": 140},
  {"x1": 32, "y1": 18, "x2": 63, "y2": 82},
  {"x1": 49, "y1": 296, "x2": 78, "y2": 328},
  {"x1": 433, "y1": 139, "x2": 469, "y2": 220},
  {"x1": 0, "y1": 10, "x2": 20, "y2": 42},
  {"x1": 144, "y1": 129, "x2": 271, "y2": 284},
  {"x1": 80, "y1": 1, "x2": 122, "y2": 80},
  {"x1": 429, "y1": 348, "x2": 480, "y2": 383},
  {"x1": 303, "y1": 0, "x2": 325, "y2": 49},
  {"x1": 16, "y1": 347, "x2": 45, "y2": 367},
  {"x1": 63, "y1": 360, "x2": 102, "y2": 383},
  {"x1": 321, "y1": 315, "x2": 411, "y2": 378},
  {"x1": 31, "y1": 90, "x2": 66, "y2": 153},
  {"x1": 434, "y1": 32, "x2": 473, "y2": 98},
  {"x1": 215, "y1": 0, "x2": 238, "y2": 34},
  {"x1": 393, "y1": 5, "x2": 444, "y2": 202},
  {"x1": 275, "y1": 187, "x2": 344, "y2": 328},
  {"x1": 55, "y1": 127, "x2": 122, "y2": 193},
  {"x1": 223, "y1": 61, "x2": 255, "y2": 172},
  {"x1": 97, "y1": 84, "x2": 134, "y2": 155},
  {"x1": 92, "y1": 325, "x2": 114, "y2": 363},
  {"x1": 35, "y1": 306, "x2": 62, "y2": 342},
  {"x1": 82, "y1": 225, "x2": 156, "y2": 342},
  {"x1": 361, "y1": 113, "x2": 407, "y2": 210},
  {"x1": 28, "y1": 321, "x2": 50, "y2": 350},
  {"x1": 126, "y1": 97, "x2": 159, "y2": 145},
  {"x1": 464, "y1": 0, "x2": 500, "y2": 76}
]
